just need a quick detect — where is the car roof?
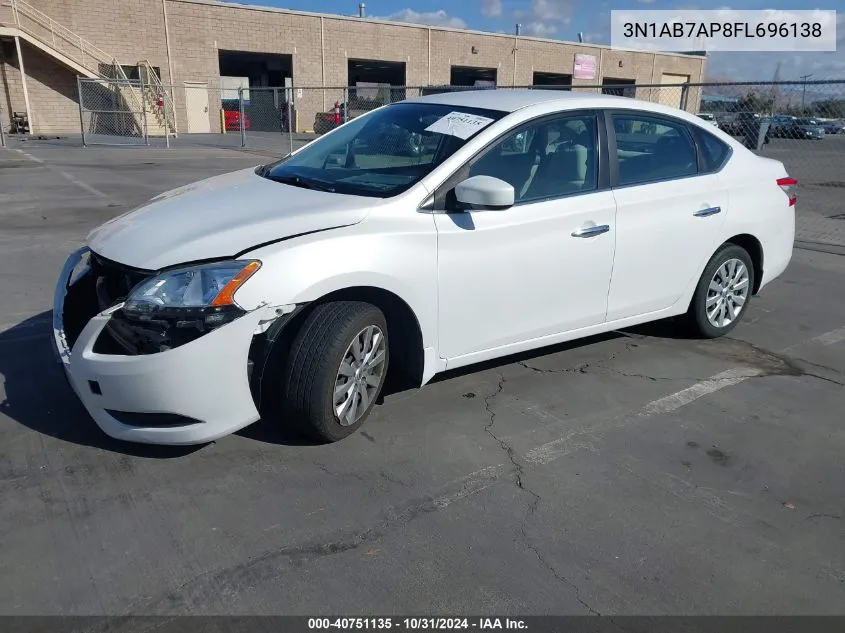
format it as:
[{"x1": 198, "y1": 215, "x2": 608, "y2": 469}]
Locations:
[{"x1": 403, "y1": 88, "x2": 645, "y2": 113}]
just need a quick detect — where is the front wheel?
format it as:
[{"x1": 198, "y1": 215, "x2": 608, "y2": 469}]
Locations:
[
  {"x1": 283, "y1": 301, "x2": 389, "y2": 442},
  {"x1": 686, "y1": 244, "x2": 755, "y2": 339}
]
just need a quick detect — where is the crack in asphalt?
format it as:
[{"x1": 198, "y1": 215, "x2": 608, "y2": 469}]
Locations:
[
  {"x1": 517, "y1": 336, "x2": 844, "y2": 388},
  {"x1": 482, "y1": 372, "x2": 605, "y2": 617},
  {"x1": 792, "y1": 357, "x2": 844, "y2": 376},
  {"x1": 483, "y1": 373, "x2": 537, "y2": 499},
  {"x1": 522, "y1": 536, "x2": 604, "y2": 616},
  {"x1": 518, "y1": 360, "x2": 591, "y2": 375},
  {"x1": 135, "y1": 331, "x2": 840, "y2": 613},
  {"x1": 142, "y1": 489, "x2": 471, "y2": 612},
  {"x1": 800, "y1": 371, "x2": 845, "y2": 387}
]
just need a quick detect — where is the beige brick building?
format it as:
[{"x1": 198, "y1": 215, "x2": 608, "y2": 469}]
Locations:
[{"x1": 0, "y1": 0, "x2": 706, "y2": 135}]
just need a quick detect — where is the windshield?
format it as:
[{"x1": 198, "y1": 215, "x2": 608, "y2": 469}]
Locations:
[{"x1": 259, "y1": 102, "x2": 507, "y2": 198}]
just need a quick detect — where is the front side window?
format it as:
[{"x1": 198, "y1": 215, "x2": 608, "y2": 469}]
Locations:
[
  {"x1": 466, "y1": 113, "x2": 599, "y2": 203},
  {"x1": 260, "y1": 103, "x2": 506, "y2": 198},
  {"x1": 613, "y1": 113, "x2": 698, "y2": 186}
]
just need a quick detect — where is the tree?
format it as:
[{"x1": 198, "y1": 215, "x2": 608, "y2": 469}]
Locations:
[
  {"x1": 729, "y1": 92, "x2": 774, "y2": 115},
  {"x1": 813, "y1": 99, "x2": 845, "y2": 119}
]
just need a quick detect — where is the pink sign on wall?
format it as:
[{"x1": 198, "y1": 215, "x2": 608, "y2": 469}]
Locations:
[{"x1": 573, "y1": 54, "x2": 597, "y2": 80}]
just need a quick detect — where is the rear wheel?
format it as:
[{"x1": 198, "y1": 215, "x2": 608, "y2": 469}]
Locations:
[
  {"x1": 283, "y1": 301, "x2": 389, "y2": 442},
  {"x1": 686, "y1": 244, "x2": 755, "y2": 338}
]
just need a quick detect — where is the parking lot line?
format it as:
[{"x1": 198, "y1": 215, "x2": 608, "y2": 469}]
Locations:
[
  {"x1": 378, "y1": 319, "x2": 845, "y2": 567},
  {"x1": 640, "y1": 367, "x2": 762, "y2": 417},
  {"x1": 811, "y1": 327, "x2": 845, "y2": 347},
  {"x1": 15, "y1": 149, "x2": 115, "y2": 202},
  {"x1": 416, "y1": 321, "x2": 845, "y2": 511},
  {"x1": 520, "y1": 323, "x2": 845, "y2": 467}
]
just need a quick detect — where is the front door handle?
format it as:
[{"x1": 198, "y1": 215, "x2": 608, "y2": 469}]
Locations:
[
  {"x1": 694, "y1": 206, "x2": 721, "y2": 217},
  {"x1": 571, "y1": 224, "x2": 610, "y2": 238}
]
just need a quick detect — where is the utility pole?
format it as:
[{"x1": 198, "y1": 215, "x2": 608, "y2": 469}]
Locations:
[
  {"x1": 800, "y1": 73, "x2": 813, "y2": 112},
  {"x1": 769, "y1": 61, "x2": 781, "y2": 115}
]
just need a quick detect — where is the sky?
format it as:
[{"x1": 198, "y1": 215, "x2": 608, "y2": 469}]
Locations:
[{"x1": 248, "y1": 0, "x2": 844, "y2": 85}]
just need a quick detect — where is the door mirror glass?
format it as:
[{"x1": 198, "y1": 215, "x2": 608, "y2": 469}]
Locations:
[{"x1": 454, "y1": 175, "x2": 515, "y2": 210}]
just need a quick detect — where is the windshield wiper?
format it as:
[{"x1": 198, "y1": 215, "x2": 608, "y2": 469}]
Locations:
[{"x1": 268, "y1": 174, "x2": 336, "y2": 192}]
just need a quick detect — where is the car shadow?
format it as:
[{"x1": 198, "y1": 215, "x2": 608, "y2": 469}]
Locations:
[
  {"x1": 1, "y1": 311, "x2": 692, "y2": 452},
  {"x1": 0, "y1": 311, "x2": 202, "y2": 458}
]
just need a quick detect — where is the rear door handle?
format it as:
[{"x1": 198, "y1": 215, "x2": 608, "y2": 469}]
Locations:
[
  {"x1": 571, "y1": 224, "x2": 610, "y2": 238},
  {"x1": 694, "y1": 206, "x2": 721, "y2": 217}
]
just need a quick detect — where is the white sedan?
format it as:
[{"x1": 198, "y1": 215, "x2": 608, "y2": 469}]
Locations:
[{"x1": 53, "y1": 90, "x2": 797, "y2": 445}]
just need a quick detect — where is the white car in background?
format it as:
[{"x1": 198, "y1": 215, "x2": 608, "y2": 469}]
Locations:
[
  {"x1": 697, "y1": 112, "x2": 720, "y2": 128},
  {"x1": 53, "y1": 90, "x2": 797, "y2": 445}
]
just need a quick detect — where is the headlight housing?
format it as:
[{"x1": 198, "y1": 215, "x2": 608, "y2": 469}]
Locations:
[
  {"x1": 101, "y1": 260, "x2": 261, "y2": 355},
  {"x1": 124, "y1": 260, "x2": 260, "y2": 317}
]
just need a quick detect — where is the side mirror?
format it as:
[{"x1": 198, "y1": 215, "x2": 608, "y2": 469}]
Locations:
[{"x1": 454, "y1": 175, "x2": 515, "y2": 211}]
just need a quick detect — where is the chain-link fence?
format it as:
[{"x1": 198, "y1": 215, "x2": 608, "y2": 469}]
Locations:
[{"x1": 78, "y1": 77, "x2": 149, "y2": 145}]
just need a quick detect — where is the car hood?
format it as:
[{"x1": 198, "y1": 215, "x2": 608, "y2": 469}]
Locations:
[
  {"x1": 798, "y1": 125, "x2": 824, "y2": 133},
  {"x1": 87, "y1": 168, "x2": 373, "y2": 270}
]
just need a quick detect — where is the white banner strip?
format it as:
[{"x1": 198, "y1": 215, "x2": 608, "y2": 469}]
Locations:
[{"x1": 610, "y1": 10, "x2": 837, "y2": 52}]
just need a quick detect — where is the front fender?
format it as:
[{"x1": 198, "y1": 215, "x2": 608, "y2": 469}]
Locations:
[{"x1": 233, "y1": 217, "x2": 438, "y2": 350}]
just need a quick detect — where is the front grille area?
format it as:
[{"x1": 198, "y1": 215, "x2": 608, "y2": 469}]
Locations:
[
  {"x1": 90, "y1": 253, "x2": 154, "y2": 311},
  {"x1": 62, "y1": 252, "x2": 155, "y2": 351}
]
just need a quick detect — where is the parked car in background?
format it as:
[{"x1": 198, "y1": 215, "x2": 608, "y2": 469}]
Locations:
[
  {"x1": 221, "y1": 100, "x2": 251, "y2": 132},
  {"x1": 697, "y1": 113, "x2": 719, "y2": 128},
  {"x1": 819, "y1": 119, "x2": 845, "y2": 135},
  {"x1": 768, "y1": 115, "x2": 796, "y2": 137},
  {"x1": 223, "y1": 109, "x2": 251, "y2": 132},
  {"x1": 716, "y1": 112, "x2": 762, "y2": 136},
  {"x1": 53, "y1": 90, "x2": 797, "y2": 445},
  {"x1": 771, "y1": 117, "x2": 825, "y2": 139}
]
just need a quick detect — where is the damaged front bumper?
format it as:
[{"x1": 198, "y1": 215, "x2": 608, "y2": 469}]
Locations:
[{"x1": 52, "y1": 247, "x2": 268, "y2": 445}]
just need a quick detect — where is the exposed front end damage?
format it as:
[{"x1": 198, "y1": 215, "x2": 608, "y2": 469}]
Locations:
[{"x1": 52, "y1": 248, "x2": 284, "y2": 445}]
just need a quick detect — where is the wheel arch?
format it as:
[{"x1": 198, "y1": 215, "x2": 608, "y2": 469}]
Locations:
[
  {"x1": 724, "y1": 233, "x2": 764, "y2": 294},
  {"x1": 285, "y1": 285, "x2": 427, "y2": 392}
]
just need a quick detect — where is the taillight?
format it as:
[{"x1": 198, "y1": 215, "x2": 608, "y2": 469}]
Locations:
[{"x1": 777, "y1": 177, "x2": 798, "y2": 206}]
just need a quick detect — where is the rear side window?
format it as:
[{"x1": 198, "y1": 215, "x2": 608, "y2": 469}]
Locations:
[
  {"x1": 612, "y1": 113, "x2": 698, "y2": 186},
  {"x1": 692, "y1": 126, "x2": 731, "y2": 173}
]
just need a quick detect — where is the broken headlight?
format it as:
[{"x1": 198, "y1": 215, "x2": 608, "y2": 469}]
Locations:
[{"x1": 101, "y1": 260, "x2": 261, "y2": 354}]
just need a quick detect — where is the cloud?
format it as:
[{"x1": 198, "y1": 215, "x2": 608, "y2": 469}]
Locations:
[
  {"x1": 481, "y1": 0, "x2": 503, "y2": 18},
  {"x1": 530, "y1": 0, "x2": 575, "y2": 24},
  {"x1": 637, "y1": 0, "x2": 657, "y2": 3},
  {"x1": 522, "y1": 22, "x2": 558, "y2": 36},
  {"x1": 382, "y1": 8, "x2": 467, "y2": 28},
  {"x1": 702, "y1": 12, "x2": 845, "y2": 80},
  {"x1": 705, "y1": 49, "x2": 845, "y2": 82}
]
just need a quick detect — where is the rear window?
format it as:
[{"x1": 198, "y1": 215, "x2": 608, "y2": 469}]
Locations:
[{"x1": 692, "y1": 126, "x2": 731, "y2": 173}]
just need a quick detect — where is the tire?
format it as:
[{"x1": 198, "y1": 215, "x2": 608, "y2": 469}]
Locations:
[
  {"x1": 686, "y1": 244, "x2": 755, "y2": 339},
  {"x1": 283, "y1": 301, "x2": 389, "y2": 442}
]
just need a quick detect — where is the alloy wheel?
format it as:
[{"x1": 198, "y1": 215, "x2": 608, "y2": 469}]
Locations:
[
  {"x1": 333, "y1": 325, "x2": 387, "y2": 426},
  {"x1": 706, "y1": 258, "x2": 750, "y2": 328}
]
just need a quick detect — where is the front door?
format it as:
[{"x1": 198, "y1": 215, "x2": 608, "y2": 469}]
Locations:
[
  {"x1": 184, "y1": 82, "x2": 210, "y2": 133},
  {"x1": 433, "y1": 111, "x2": 617, "y2": 362}
]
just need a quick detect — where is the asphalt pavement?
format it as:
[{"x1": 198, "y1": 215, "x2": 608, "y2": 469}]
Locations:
[{"x1": 0, "y1": 141, "x2": 844, "y2": 616}]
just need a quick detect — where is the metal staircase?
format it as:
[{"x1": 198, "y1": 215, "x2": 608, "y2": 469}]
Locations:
[
  {"x1": 138, "y1": 60, "x2": 177, "y2": 137},
  {"x1": 0, "y1": 0, "x2": 176, "y2": 136}
]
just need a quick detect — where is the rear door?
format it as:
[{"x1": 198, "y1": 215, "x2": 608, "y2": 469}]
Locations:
[{"x1": 606, "y1": 110, "x2": 730, "y2": 321}]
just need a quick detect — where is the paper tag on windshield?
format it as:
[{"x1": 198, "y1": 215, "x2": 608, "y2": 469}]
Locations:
[{"x1": 425, "y1": 111, "x2": 495, "y2": 140}]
